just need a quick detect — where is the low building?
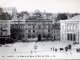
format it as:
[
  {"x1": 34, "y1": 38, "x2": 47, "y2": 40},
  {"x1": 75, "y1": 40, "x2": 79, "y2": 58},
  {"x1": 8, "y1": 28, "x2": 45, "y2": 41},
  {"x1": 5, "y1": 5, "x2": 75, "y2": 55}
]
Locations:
[
  {"x1": 60, "y1": 15, "x2": 80, "y2": 43},
  {"x1": 0, "y1": 20, "x2": 10, "y2": 44}
]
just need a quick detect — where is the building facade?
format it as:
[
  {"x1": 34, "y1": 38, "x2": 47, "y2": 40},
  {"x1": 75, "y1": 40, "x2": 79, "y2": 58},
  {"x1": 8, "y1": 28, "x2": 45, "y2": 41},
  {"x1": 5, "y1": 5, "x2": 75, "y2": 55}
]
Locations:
[
  {"x1": 11, "y1": 20, "x2": 26, "y2": 40},
  {"x1": 60, "y1": 15, "x2": 80, "y2": 43},
  {"x1": 25, "y1": 19, "x2": 53, "y2": 41},
  {"x1": 52, "y1": 24, "x2": 60, "y2": 40},
  {"x1": 0, "y1": 20, "x2": 10, "y2": 44},
  {"x1": 1, "y1": 7, "x2": 17, "y2": 16}
]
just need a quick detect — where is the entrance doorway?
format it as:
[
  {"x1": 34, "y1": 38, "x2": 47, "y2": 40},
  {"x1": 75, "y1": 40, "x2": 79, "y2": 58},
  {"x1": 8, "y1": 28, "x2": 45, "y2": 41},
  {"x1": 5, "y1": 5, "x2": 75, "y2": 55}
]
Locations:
[
  {"x1": 38, "y1": 34, "x2": 41, "y2": 41},
  {"x1": 67, "y1": 33, "x2": 76, "y2": 41}
]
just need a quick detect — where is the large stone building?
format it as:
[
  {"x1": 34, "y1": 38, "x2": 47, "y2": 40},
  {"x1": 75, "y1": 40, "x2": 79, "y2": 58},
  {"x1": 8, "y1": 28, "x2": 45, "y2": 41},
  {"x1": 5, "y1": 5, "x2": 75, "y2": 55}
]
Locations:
[
  {"x1": 60, "y1": 15, "x2": 80, "y2": 43},
  {"x1": 25, "y1": 19, "x2": 53, "y2": 41},
  {"x1": 11, "y1": 10, "x2": 60, "y2": 42}
]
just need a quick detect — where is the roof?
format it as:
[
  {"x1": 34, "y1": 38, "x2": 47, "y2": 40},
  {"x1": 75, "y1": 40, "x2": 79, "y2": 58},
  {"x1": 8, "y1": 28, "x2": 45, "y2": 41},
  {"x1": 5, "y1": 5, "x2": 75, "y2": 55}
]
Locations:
[{"x1": 52, "y1": 25, "x2": 60, "y2": 30}]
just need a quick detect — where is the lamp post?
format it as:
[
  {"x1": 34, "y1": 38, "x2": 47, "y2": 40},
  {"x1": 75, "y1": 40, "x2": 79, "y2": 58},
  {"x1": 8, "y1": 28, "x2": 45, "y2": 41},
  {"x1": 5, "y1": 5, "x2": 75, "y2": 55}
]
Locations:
[
  {"x1": 78, "y1": 19, "x2": 79, "y2": 44},
  {"x1": 34, "y1": 44, "x2": 38, "y2": 54}
]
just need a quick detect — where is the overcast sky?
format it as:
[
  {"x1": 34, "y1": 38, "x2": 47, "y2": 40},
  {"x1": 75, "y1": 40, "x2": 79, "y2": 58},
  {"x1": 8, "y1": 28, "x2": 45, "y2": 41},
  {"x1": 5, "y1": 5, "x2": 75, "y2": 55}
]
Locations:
[{"x1": 0, "y1": 0, "x2": 80, "y2": 13}]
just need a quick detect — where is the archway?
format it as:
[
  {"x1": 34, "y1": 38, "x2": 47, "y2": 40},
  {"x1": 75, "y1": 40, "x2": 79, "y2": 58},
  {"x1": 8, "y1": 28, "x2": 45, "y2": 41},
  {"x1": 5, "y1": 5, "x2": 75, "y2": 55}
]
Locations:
[{"x1": 38, "y1": 34, "x2": 41, "y2": 41}]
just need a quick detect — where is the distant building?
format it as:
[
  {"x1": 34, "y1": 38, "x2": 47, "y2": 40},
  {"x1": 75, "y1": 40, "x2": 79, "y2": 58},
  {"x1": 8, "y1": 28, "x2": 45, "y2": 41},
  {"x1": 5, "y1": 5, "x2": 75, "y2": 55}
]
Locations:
[
  {"x1": 1, "y1": 7, "x2": 17, "y2": 16},
  {"x1": 60, "y1": 15, "x2": 80, "y2": 43},
  {"x1": 25, "y1": 19, "x2": 53, "y2": 41}
]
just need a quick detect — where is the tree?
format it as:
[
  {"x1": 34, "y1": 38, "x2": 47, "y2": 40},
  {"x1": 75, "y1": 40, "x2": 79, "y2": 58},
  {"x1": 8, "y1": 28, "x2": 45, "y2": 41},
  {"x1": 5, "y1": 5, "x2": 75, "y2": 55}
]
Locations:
[
  {"x1": 0, "y1": 12, "x2": 12, "y2": 20},
  {"x1": 56, "y1": 13, "x2": 68, "y2": 21},
  {"x1": 33, "y1": 10, "x2": 43, "y2": 20}
]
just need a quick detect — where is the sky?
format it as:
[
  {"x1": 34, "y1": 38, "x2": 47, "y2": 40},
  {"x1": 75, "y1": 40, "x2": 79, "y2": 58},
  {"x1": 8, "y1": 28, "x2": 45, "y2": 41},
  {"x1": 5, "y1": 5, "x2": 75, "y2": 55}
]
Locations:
[{"x1": 0, "y1": 0, "x2": 80, "y2": 13}]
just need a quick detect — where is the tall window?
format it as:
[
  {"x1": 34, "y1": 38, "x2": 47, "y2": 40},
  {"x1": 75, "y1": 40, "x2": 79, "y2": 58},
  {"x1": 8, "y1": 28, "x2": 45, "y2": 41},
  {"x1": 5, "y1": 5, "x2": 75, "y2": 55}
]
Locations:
[
  {"x1": 48, "y1": 25, "x2": 50, "y2": 28},
  {"x1": 0, "y1": 32, "x2": 2, "y2": 35},
  {"x1": 46, "y1": 25, "x2": 48, "y2": 28},
  {"x1": 28, "y1": 25, "x2": 31, "y2": 28},
  {"x1": 28, "y1": 30, "x2": 31, "y2": 33},
  {"x1": 33, "y1": 30, "x2": 35, "y2": 33},
  {"x1": 38, "y1": 25, "x2": 41, "y2": 29},
  {"x1": 48, "y1": 30, "x2": 50, "y2": 32},
  {"x1": 33, "y1": 25, "x2": 35, "y2": 29}
]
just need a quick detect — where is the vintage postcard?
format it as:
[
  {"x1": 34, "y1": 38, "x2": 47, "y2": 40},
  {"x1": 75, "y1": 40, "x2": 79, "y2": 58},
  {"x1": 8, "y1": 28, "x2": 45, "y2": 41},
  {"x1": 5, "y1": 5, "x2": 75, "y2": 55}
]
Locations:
[{"x1": 0, "y1": 0, "x2": 80, "y2": 59}]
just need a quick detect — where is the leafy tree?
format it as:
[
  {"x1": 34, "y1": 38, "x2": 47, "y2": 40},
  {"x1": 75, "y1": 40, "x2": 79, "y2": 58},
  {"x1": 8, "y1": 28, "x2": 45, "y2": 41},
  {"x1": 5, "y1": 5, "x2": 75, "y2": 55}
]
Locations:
[
  {"x1": 56, "y1": 13, "x2": 68, "y2": 21},
  {"x1": 0, "y1": 12, "x2": 12, "y2": 20},
  {"x1": 33, "y1": 10, "x2": 43, "y2": 20}
]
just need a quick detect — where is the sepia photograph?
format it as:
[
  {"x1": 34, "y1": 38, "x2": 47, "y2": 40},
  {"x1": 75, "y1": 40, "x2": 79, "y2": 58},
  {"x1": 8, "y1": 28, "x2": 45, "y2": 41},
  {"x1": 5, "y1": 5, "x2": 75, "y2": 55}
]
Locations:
[{"x1": 0, "y1": 0, "x2": 80, "y2": 59}]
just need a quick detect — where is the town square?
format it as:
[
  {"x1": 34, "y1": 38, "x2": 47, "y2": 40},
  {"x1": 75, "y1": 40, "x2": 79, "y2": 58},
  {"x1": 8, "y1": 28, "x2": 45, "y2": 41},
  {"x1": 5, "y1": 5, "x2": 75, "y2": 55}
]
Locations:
[{"x1": 0, "y1": 0, "x2": 80, "y2": 59}]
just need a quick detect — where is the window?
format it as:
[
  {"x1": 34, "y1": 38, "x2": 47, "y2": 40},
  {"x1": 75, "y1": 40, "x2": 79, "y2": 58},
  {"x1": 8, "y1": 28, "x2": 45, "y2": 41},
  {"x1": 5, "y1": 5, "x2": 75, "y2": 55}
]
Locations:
[
  {"x1": 54, "y1": 35, "x2": 55, "y2": 39},
  {"x1": 28, "y1": 25, "x2": 31, "y2": 28},
  {"x1": 33, "y1": 30, "x2": 35, "y2": 33},
  {"x1": 38, "y1": 25, "x2": 41, "y2": 29},
  {"x1": 33, "y1": 26, "x2": 35, "y2": 29},
  {"x1": 0, "y1": 32, "x2": 2, "y2": 35},
  {"x1": 46, "y1": 25, "x2": 48, "y2": 28},
  {"x1": 44, "y1": 25, "x2": 46, "y2": 28},
  {"x1": 57, "y1": 31, "x2": 58, "y2": 33},
  {"x1": 28, "y1": 30, "x2": 31, "y2": 32},
  {"x1": 48, "y1": 30, "x2": 50, "y2": 32},
  {"x1": 32, "y1": 35, "x2": 36, "y2": 38},
  {"x1": 54, "y1": 31, "x2": 55, "y2": 33},
  {"x1": 28, "y1": 35, "x2": 31, "y2": 38},
  {"x1": 48, "y1": 25, "x2": 50, "y2": 28}
]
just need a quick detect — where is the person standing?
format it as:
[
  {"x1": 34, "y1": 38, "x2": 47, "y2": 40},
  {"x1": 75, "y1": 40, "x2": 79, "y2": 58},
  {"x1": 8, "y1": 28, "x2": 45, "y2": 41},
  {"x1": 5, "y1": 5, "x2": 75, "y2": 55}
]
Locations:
[{"x1": 14, "y1": 48, "x2": 16, "y2": 52}]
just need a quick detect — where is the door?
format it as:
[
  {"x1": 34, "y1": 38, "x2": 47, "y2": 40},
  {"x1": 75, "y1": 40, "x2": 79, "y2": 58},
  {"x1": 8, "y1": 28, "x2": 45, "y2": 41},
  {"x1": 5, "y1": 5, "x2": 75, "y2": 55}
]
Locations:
[{"x1": 38, "y1": 34, "x2": 41, "y2": 41}]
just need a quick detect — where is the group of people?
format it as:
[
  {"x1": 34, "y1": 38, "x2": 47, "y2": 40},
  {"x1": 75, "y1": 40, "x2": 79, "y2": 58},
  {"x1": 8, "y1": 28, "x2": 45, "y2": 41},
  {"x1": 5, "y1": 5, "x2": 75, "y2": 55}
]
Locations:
[
  {"x1": 50, "y1": 44, "x2": 72, "y2": 53},
  {"x1": 76, "y1": 48, "x2": 80, "y2": 53}
]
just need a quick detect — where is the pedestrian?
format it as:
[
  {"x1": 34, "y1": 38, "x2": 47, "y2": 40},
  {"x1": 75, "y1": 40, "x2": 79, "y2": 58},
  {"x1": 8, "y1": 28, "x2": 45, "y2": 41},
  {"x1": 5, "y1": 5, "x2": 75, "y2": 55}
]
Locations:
[
  {"x1": 14, "y1": 48, "x2": 16, "y2": 52},
  {"x1": 70, "y1": 51, "x2": 72, "y2": 54},
  {"x1": 76, "y1": 49, "x2": 78, "y2": 53},
  {"x1": 50, "y1": 47, "x2": 52, "y2": 51},
  {"x1": 65, "y1": 47, "x2": 68, "y2": 52},
  {"x1": 31, "y1": 50, "x2": 32, "y2": 54},
  {"x1": 55, "y1": 48, "x2": 57, "y2": 52},
  {"x1": 53, "y1": 47, "x2": 54, "y2": 51}
]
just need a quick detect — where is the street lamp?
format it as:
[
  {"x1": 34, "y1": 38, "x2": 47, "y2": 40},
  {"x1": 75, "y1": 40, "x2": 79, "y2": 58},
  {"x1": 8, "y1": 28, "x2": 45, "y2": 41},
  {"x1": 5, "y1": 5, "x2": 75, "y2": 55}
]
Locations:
[
  {"x1": 78, "y1": 19, "x2": 79, "y2": 44},
  {"x1": 34, "y1": 44, "x2": 38, "y2": 54}
]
